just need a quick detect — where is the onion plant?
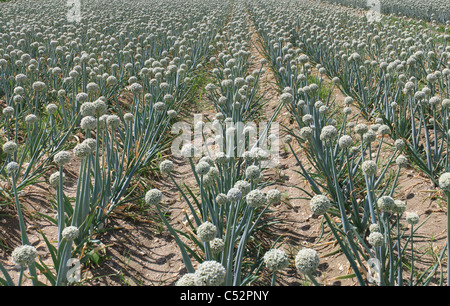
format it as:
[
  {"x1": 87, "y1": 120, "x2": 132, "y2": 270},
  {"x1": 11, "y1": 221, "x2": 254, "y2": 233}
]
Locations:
[{"x1": 154, "y1": 3, "x2": 285, "y2": 285}]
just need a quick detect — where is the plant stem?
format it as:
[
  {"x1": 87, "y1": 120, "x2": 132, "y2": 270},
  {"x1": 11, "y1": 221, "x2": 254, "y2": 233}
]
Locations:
[
  {"x1": 307, "y1": 273, "x2": 321, "y2": 286},
  {"x1": 409, "y1": 224, "x2": 414, "y2": 286},
  {"x1": 271, "y1": 270, "x2": 277, "y2": 286}
]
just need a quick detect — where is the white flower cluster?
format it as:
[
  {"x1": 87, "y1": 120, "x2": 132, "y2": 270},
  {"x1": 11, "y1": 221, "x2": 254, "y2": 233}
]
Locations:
[
  {"x1": 320, "y1": 125, "x2": 338, "y2": 144},
  {"x1": 49, "y1": 171, "x2": 66, "y2": 188},
  {"x1": 175, "y1": 273, "x2": 196, "y2": 286},
  {"x1": 2, "y1": 141, "x2": 18, "y2": 155},
  {"x1": 377, "y1": 196, "x2": 395, "y2": 212},
  {"x1": 368, "y1": 232, "x2": 384, "y2": 248},
  {"x1": 197, "y1": 221, "x2": 217, "y2": 243},
  {"x1": 145, "y1": 189, "x2": 163, "y2": 205},
  {"x1": 54, "y1": 151, "x2": 71, "y2": 167},
  {"x1": 193, "y1": 261, "x2": 226, "y2": 286},
  {"x1": 362, "y1": 160, "x2": 377, "y2": 176},
  {"x1": 309, "y1": 194, "x2": 331, "y2": 215},
  {"x1": 6, "y1": 162, "x2": 19, "y2": 176},
  {"x1": 153, "y1": 155, "x2": 171, "y2": 174},
  {"x1": 295, "y1": 248, "x2": 319, "y2": 275},
  {"x1": 12, "y1": 245, "x2": 37, "y2": 267},
  {"x1": 263, "y1": 248, "x2": 289, "y2": 271},
  {"x1": 246, "y1": 189, "x2": 267, "y2": 208},
  {"x1": 62, "y1": 226, "x2": 80, "y2": 241},
  {"x1": 209, "y1": 238, "x2": 225, "y2": 254}
]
